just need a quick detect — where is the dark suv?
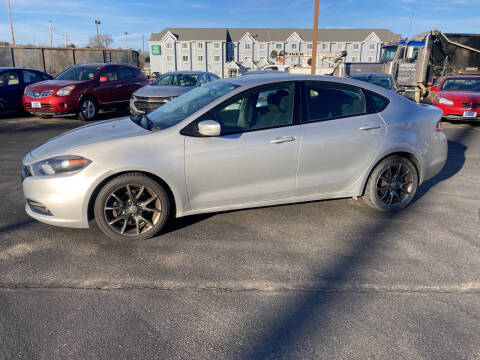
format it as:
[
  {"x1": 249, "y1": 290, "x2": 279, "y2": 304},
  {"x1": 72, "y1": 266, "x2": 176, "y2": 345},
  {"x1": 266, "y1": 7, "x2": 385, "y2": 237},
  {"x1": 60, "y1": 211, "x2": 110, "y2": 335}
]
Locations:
[{"x1": 23, "y1": 63, "x2": 148, "y2": 121}]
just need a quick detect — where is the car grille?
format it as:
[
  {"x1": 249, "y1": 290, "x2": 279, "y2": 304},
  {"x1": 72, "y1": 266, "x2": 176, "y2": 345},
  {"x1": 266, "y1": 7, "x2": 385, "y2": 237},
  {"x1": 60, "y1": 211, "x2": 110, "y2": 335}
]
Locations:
[
  {"x1": 133, "y1": 97, "x2": 172, "y2": 113},
  {"x1": 26, "y1": 90, "x2": 54, "y2": 98},
  {"x1": 24, "y1": 103, "x2": 55, "y2": 112}
]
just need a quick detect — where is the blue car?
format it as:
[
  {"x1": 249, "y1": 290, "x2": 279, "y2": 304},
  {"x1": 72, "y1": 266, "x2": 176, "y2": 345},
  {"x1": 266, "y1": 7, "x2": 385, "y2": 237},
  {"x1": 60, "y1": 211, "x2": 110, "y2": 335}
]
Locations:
[{"x1": 0, "y1": 67, "x2": 52, "y2": 114}]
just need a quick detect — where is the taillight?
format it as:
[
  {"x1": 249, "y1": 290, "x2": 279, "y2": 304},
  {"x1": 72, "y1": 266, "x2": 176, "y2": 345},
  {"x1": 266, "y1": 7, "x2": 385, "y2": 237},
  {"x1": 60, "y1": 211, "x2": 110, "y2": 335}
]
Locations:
[{"x1": 436, "y1": 120, "x2": 443, "y2": 132}]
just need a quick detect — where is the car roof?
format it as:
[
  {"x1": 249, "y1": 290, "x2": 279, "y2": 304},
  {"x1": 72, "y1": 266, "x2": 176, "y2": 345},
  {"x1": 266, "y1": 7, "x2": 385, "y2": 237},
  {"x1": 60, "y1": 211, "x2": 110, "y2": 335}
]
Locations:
[
  {"x1": 0, "y1": 67, "x2": 46, "y2": 72},
  {"x1": 442, "y1": 75, "x2": 480, "y2": 79},
  {"x1": 72, "y1": 63, "x2": 138, "y2": 68},
  {"x1": 243, "y1": 70, "x2": 283, "y2": 75},
  {"x1": 162, "y1": 71, "x2": 209, "y2": 75},
  {"x1": 351, "y1": 73, "x2": 393, "y2": 77}
]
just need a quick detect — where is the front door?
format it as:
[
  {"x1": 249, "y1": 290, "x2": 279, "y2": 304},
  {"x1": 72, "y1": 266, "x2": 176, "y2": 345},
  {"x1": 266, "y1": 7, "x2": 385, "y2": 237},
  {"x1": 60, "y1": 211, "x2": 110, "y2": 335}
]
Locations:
[
  {"x1": 297, "y1": 81, "x2": 386, "y2": 195},
  {"x1": 184, "y1": 82, "x2": 300, "y2": 211}
]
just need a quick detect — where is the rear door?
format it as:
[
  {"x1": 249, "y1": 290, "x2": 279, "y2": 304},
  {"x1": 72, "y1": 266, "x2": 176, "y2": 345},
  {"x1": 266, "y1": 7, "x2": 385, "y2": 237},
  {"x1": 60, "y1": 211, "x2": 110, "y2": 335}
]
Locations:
[
  {"x1": 0, "y1": 70, "x2": 22, "y2": 111},
  {"x1": 95, "y1": 66, "x2": 124, "y2": 105},
  {"x1": 297, "y1": 81, "x2": 386, "y2": 195},
  {"x1": 118, "y1": 66, "x2": 144, "y2": 99}
]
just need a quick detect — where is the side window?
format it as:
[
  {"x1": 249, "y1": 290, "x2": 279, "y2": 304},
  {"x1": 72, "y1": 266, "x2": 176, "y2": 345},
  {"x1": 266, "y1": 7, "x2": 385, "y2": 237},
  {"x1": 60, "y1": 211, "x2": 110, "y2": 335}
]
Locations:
[
  {"x1": 368, "y1": 91, "x2": 389, "y2": 112},
  {"x1": 23, "y1": 71, "x2": 44, "y2": 83},
  {"x1": 100, "y1": 67, "x2": 119, "y2": 82},
  {"x1": 118, "y1": 66, "x2": 136, "y2": 80},
  {"x1": 305, "y1": 82, "x2": 366, "y2": 122},
  {"x1": 199, "y1": 74, "x2": 210, "y2": 85},
  {"x1": 1, "y1": 71, "x2": 20, "y2": 86},
  {"x1": 206, "y1": 83, "x2": 295, "y2": 135}
]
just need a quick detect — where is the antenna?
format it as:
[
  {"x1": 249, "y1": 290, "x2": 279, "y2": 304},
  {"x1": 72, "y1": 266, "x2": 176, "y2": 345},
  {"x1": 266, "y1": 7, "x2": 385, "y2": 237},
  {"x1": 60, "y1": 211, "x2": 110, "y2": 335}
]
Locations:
[{"x1": 407, "y1": 12, "x2": 414, "y2": 39}]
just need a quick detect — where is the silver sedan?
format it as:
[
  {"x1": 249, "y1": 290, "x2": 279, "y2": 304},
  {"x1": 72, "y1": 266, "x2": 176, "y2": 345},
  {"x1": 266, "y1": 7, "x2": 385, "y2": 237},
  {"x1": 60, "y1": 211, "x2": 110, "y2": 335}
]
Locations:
[{"x1": 22, "y1": 74, "x2": 447, "y2": 240}]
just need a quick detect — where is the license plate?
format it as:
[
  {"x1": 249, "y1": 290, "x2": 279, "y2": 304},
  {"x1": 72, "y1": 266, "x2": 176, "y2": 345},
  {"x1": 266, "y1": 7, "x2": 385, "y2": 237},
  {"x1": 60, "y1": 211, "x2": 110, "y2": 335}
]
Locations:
[
  {"x1": 463, "y1": 111, "x2": 477, "y2": 118},
  {"x1": 31, "y1": 101, "x2": 41, "y2": 109}
]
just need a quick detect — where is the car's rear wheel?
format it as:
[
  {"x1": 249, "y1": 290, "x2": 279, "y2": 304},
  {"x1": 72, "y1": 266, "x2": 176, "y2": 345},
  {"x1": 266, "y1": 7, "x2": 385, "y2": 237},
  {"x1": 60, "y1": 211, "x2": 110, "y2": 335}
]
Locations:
[
  {"x1": 94, "y1": 173, "x2": 170, "y2": 241},
  {"x1": 363, "y1": 155, "x2": 418, "y2": 212},
  {"x1": 78, "y1": 97, "x2": 98, "y2": 121}
]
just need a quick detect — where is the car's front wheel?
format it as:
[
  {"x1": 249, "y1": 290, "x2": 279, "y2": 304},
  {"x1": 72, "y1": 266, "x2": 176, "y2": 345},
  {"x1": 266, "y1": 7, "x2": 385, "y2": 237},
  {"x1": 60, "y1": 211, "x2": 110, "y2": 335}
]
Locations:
[
  {"x1": 94, "y1": 173, "x2": 170, "y2": 241},
  {"x1": 78, "y1": 97, "x2": 98, "y2": 121},
  {"x1": 363, "y1": 155, "x2": 418, "y2": 212}
]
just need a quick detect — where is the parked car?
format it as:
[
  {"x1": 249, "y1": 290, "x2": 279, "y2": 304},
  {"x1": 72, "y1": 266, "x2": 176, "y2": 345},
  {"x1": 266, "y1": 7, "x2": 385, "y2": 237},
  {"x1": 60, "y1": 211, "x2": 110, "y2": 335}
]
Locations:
[
  {"x1": 0, "y1": 67, "x2": 52, "y2": 115},
  {"x1": 21, "y1": 74, "x2": 447, "y2": 241},
  {"x1": 130, "y1": 71, "x2": 219, "y2": 114},
  {"x1": 243, "y1": 70, "x2": 286, "y2": 76},
  {"x1": 349, "y1": 73, "x2": 397, "y2": 92},
  {"x1": 430, "y1": 75, "x2": 480, "y2": 121},
  {"x1": 23, "y1": 63, "x2": 148, "y2": 121}
]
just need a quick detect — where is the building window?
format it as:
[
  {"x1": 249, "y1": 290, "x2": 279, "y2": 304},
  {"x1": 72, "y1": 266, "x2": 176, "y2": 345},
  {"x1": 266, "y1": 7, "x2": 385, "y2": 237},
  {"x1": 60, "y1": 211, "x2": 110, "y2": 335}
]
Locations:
[
  {"x1": 368, "y1": 56, "x2": 375, "y2": 62},
  {"x1": 369, "y1": 43, "x2": 376, "y2": 50},
  {"x1": 197, "y1": 55, "x2": 203, "y2": 62},
  {"x1": 181, "y1": 43, "x2": 188, "y2": 49},
  {"x1": 166, "y1": 43, "x2": 172, "y2": 49},
  {"x1": 214, "y1": 55, "x2": 221, "y2": 62},
  {"x1": 197, "y1": 42, "x2": 203, "y2": 49},
  {"x1": 352, "y1": 56, "x2": 359, "y2": 62},
  {"x1": 166, "y1": 55, "x2": 173, "y2": 61},
  {"x1": 353, "y1": 43, "x2": 359, "y2": 50},
  {"x1": 228, "y1": 56, "x2": 235, "y2": 61},
  {"x1": 307, "y1": 43, "x2": 313, "y2": 50},
  {"x1": 245, "y1": 43, "x2": 251, "y2": 50},
  {"x1": 260, "y1": 44, "x2": 265, "y2": 49},
  {"x1": 213, "y1": 42, "x2": 220, "y2": 49},
  {"x1": 322, "y1": 43, "x2": 328, "y2": 50},
  {"x1": 182, "y1": 55, "x2": 189, "y2": 62},
  {"x1": 331, "y1": 43, "x2": 336, "y2": 51},
  {"x1": 291, "y1": 56, "x2": 299, "y2": 64},
  {"x1": 276, "y1": 43, "x2": 283, "y2": 49},
  {"x1": 291, "y1": 43, "x2": 297, "y2": 49},
  {"x1": 338, "y1": 43, "x2": 345, "y2": 50}
]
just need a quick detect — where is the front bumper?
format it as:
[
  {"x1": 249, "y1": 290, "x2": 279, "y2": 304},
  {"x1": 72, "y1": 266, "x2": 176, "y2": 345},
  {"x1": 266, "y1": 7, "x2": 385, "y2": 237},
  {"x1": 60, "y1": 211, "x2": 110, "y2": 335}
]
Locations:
[
  {"x1": 23, "y1": 95, "x2": 78, "y2": 115},
  {"x1": 22, "y1": 159, "x2": 109, "y2": 229},
  {"x1": 433, "y1": 103, "x2": 480, "y2": 121}
]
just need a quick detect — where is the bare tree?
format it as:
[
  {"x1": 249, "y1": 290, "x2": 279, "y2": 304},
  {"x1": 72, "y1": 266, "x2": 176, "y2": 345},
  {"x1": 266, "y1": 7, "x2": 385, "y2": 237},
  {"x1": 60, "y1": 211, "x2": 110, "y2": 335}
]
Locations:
[{"x1": 86, "y1": 34, "x2": 113, "y2": 49}]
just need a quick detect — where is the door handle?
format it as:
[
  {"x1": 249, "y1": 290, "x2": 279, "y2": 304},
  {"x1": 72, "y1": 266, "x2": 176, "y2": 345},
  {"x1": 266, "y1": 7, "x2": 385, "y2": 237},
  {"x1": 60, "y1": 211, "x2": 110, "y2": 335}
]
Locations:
[
  {"x1": 270, "y1": 136, "x2": 296, "y2": 144},
  {"x1": 359, "y1": 124, "x2": 382, "y2": 131}
]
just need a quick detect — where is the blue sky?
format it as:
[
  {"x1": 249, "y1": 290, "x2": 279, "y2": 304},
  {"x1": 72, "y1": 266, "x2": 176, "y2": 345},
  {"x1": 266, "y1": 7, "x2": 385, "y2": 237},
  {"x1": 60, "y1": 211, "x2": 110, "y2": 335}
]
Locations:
[{"x1": 1, "y1": 0, "x2": 479, "y2": 50}]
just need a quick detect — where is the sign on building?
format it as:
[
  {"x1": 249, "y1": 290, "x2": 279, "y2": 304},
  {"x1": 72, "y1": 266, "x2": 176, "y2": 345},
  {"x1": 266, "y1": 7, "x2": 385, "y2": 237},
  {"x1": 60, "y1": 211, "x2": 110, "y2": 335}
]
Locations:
[{"x1": 151, "y1": 44, "x2": 161, "y2": 55}]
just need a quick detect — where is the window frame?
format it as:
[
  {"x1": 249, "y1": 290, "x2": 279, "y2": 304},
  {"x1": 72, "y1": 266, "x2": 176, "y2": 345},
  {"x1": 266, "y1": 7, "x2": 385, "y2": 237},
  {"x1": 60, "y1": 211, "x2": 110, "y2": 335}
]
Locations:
[
  {"x1": 299, "y1": 81, "x2": 381, "y2": 124},
  {"x1": 181, "y1": 81, "x2": 302, "y2": 137}
]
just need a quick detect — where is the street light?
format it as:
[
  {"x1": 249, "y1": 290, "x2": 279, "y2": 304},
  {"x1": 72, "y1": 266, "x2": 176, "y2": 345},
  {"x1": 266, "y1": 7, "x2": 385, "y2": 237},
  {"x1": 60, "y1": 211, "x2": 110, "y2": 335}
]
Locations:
[
  {"x1": 124, "y1": 32, "x2": 129, "y2": 49},
  {"x1": 94, "y1": 20, "x2": 101, "y2": 48},
  {"x1": 48, "y1": 20, "x2": 54, "y2": 48}
]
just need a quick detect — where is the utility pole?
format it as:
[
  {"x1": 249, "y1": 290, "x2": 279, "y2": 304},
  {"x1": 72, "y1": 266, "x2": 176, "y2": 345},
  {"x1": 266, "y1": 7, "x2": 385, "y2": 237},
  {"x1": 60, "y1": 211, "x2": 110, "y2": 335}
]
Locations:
[
  {"x1": 48, "y1": 20, "x2": 54, "y2": 48},
  {"x1": 7, "y1": 0, "x2": 16, "y2": 46},
  {"x1": 124, "y1": 32, "x2": 129, "y2": 49},
  {"x1": 62, "y1": 34, "x2": 69, "y2": 47},
  {"x1": 142, "y1": 34, "x2": 145, "y2": 54},
  {"x1": 95, "y1": 20, "x2": 101, "y2": 48},
  {"x1": 311, "y1": 0, "x2": 320, "y2": 75}
]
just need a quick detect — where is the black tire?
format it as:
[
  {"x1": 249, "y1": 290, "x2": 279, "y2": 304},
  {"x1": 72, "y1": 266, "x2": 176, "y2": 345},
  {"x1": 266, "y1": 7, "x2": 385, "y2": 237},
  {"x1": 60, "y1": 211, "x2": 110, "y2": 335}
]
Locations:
[
  {"x1": 94, "y1": 173, "x2": 171, "y2": 241},
  {"x1": 78, "y1": 96, "x2": 98, "y2": 121},
  {"x1": 363, "y1": 155, "x2": 419, "y2": 212},
  {"x1": 35, "y1": 114, "x2": 52, "y2": 119}
]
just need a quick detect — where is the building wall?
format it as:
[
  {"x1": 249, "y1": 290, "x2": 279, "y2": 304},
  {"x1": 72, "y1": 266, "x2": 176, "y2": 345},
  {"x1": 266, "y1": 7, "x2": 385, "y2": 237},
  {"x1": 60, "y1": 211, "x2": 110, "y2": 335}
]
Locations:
[{"x1": 149, "y1": 32, "x2": 385, "y2": 77}]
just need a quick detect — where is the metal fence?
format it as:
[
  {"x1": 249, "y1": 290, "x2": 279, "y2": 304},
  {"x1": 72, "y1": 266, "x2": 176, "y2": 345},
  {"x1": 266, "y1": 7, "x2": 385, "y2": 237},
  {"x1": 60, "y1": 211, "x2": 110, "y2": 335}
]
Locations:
[{"x1": 0, "y1": 46, "x2": 139, "y2": 75}]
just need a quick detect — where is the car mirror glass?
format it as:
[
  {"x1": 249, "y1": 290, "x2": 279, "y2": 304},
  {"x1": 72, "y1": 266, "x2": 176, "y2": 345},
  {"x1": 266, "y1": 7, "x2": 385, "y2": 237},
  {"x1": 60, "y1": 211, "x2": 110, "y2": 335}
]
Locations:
[{"x1": 198, "y1": 120, "x2": 221, "y2": 136}]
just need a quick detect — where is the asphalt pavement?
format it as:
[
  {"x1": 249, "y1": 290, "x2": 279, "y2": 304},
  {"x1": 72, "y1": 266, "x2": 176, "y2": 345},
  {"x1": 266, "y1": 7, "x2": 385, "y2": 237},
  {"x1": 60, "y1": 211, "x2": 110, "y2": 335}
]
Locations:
[{"x1": 0, "y1": 113, "x2": 479, "y2": 359}]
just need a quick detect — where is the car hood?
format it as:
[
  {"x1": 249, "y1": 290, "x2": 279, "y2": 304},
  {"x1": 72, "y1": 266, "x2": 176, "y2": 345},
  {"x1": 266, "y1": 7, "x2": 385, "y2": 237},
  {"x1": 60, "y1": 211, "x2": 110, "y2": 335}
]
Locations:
[
  {"x1": 133, "y1": 85, "x2": 193, "y2": 98},
  {"x1": 438, "y1": 90, "x2": 480, "y2": 102},
  {"x1": 26, "y1": 79, "x2": 87, "y2": 91},
  {"x1": 29, "y1": 117, "x2": 150, "y2": 160}
]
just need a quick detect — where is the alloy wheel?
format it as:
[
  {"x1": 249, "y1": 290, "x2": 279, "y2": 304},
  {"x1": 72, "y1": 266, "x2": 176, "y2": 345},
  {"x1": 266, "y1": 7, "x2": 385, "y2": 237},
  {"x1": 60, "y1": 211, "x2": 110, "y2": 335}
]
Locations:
[
  {"x1": 81, "y1": 100, "x2": 96, "y2": 119},
  {"x1": 103, "y1": 184, "x2": 162, "y2": 236},
  {"x1": 376, "y1": 163, "x2": 413, "y2": 207}
]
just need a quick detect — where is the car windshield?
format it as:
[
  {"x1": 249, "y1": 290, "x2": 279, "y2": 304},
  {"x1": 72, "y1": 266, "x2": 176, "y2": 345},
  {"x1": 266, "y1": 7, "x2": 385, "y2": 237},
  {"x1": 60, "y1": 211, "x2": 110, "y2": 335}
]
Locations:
[
  {"x1": 147, "y1": 81, "x2": 239, "y2": 130},
  {"x1": 381, "y1": 46, "x2": 397, "y2": 62},
  {"x1": 151, "y1": 73, "x2": 199, "y2": 87},
  {"x1": 56, "y1": 66, "x2": 101, "y2": 81},
  {"x1": 352, "y1": 75, "x2": 393, "y2": 90},
  {"x1": 440, "y1": 78, "x2": 480, "y2": 91}
]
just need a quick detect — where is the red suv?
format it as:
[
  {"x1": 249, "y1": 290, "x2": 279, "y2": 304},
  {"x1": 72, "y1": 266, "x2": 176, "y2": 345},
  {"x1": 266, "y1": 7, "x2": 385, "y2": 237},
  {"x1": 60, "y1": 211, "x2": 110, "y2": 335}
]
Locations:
[{"x1": 23, "y1": 63, "x2": 148, "y2": 121}]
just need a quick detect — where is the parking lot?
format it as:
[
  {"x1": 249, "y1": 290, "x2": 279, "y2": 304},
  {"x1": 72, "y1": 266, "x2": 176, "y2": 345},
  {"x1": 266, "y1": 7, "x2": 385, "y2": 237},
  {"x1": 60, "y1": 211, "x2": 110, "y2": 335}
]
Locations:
[{"x1": 0, "y1": 113, "x2": 479, "y2": 359}]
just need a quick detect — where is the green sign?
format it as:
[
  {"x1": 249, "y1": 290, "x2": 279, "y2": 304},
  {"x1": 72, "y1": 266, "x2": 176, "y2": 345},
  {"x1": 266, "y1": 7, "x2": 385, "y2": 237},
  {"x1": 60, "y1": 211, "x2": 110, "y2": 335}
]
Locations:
[{"x1": 151, "y1": 44, "x2": 161, "y2": 55}]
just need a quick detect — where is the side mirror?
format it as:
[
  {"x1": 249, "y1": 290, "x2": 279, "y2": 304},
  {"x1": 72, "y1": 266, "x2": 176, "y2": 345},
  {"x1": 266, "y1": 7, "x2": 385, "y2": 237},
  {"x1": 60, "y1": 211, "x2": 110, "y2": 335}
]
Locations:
[
  {"x1": 99, "y1": 76, "x2": 109, "y2": 83},
  {"x1": 198, "y1": 120, "x2": 221, "y2": 136}
]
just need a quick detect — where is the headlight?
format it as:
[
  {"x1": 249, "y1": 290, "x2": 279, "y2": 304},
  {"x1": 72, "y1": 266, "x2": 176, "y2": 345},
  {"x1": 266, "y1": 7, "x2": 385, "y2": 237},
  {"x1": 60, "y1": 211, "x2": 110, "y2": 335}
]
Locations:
[
  {"x1": 31, "y1": 155, "x2": 91, "y2": 176},
  {"x1": 57, "y1": 85, "x2": 76, "y2": 96},
  {"x1": 438, "y1": 97, "x2": 454, "y2": 106}
]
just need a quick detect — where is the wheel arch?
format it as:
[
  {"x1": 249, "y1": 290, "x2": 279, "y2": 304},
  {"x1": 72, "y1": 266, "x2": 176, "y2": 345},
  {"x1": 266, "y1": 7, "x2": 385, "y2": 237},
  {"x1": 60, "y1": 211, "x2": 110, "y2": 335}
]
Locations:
[
  {"x1": 360, "y1": 151, "x2": 423, "y2": 196},
  {"x1": 87, "y1": 170, "x2": 177, "y2": 222}
]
